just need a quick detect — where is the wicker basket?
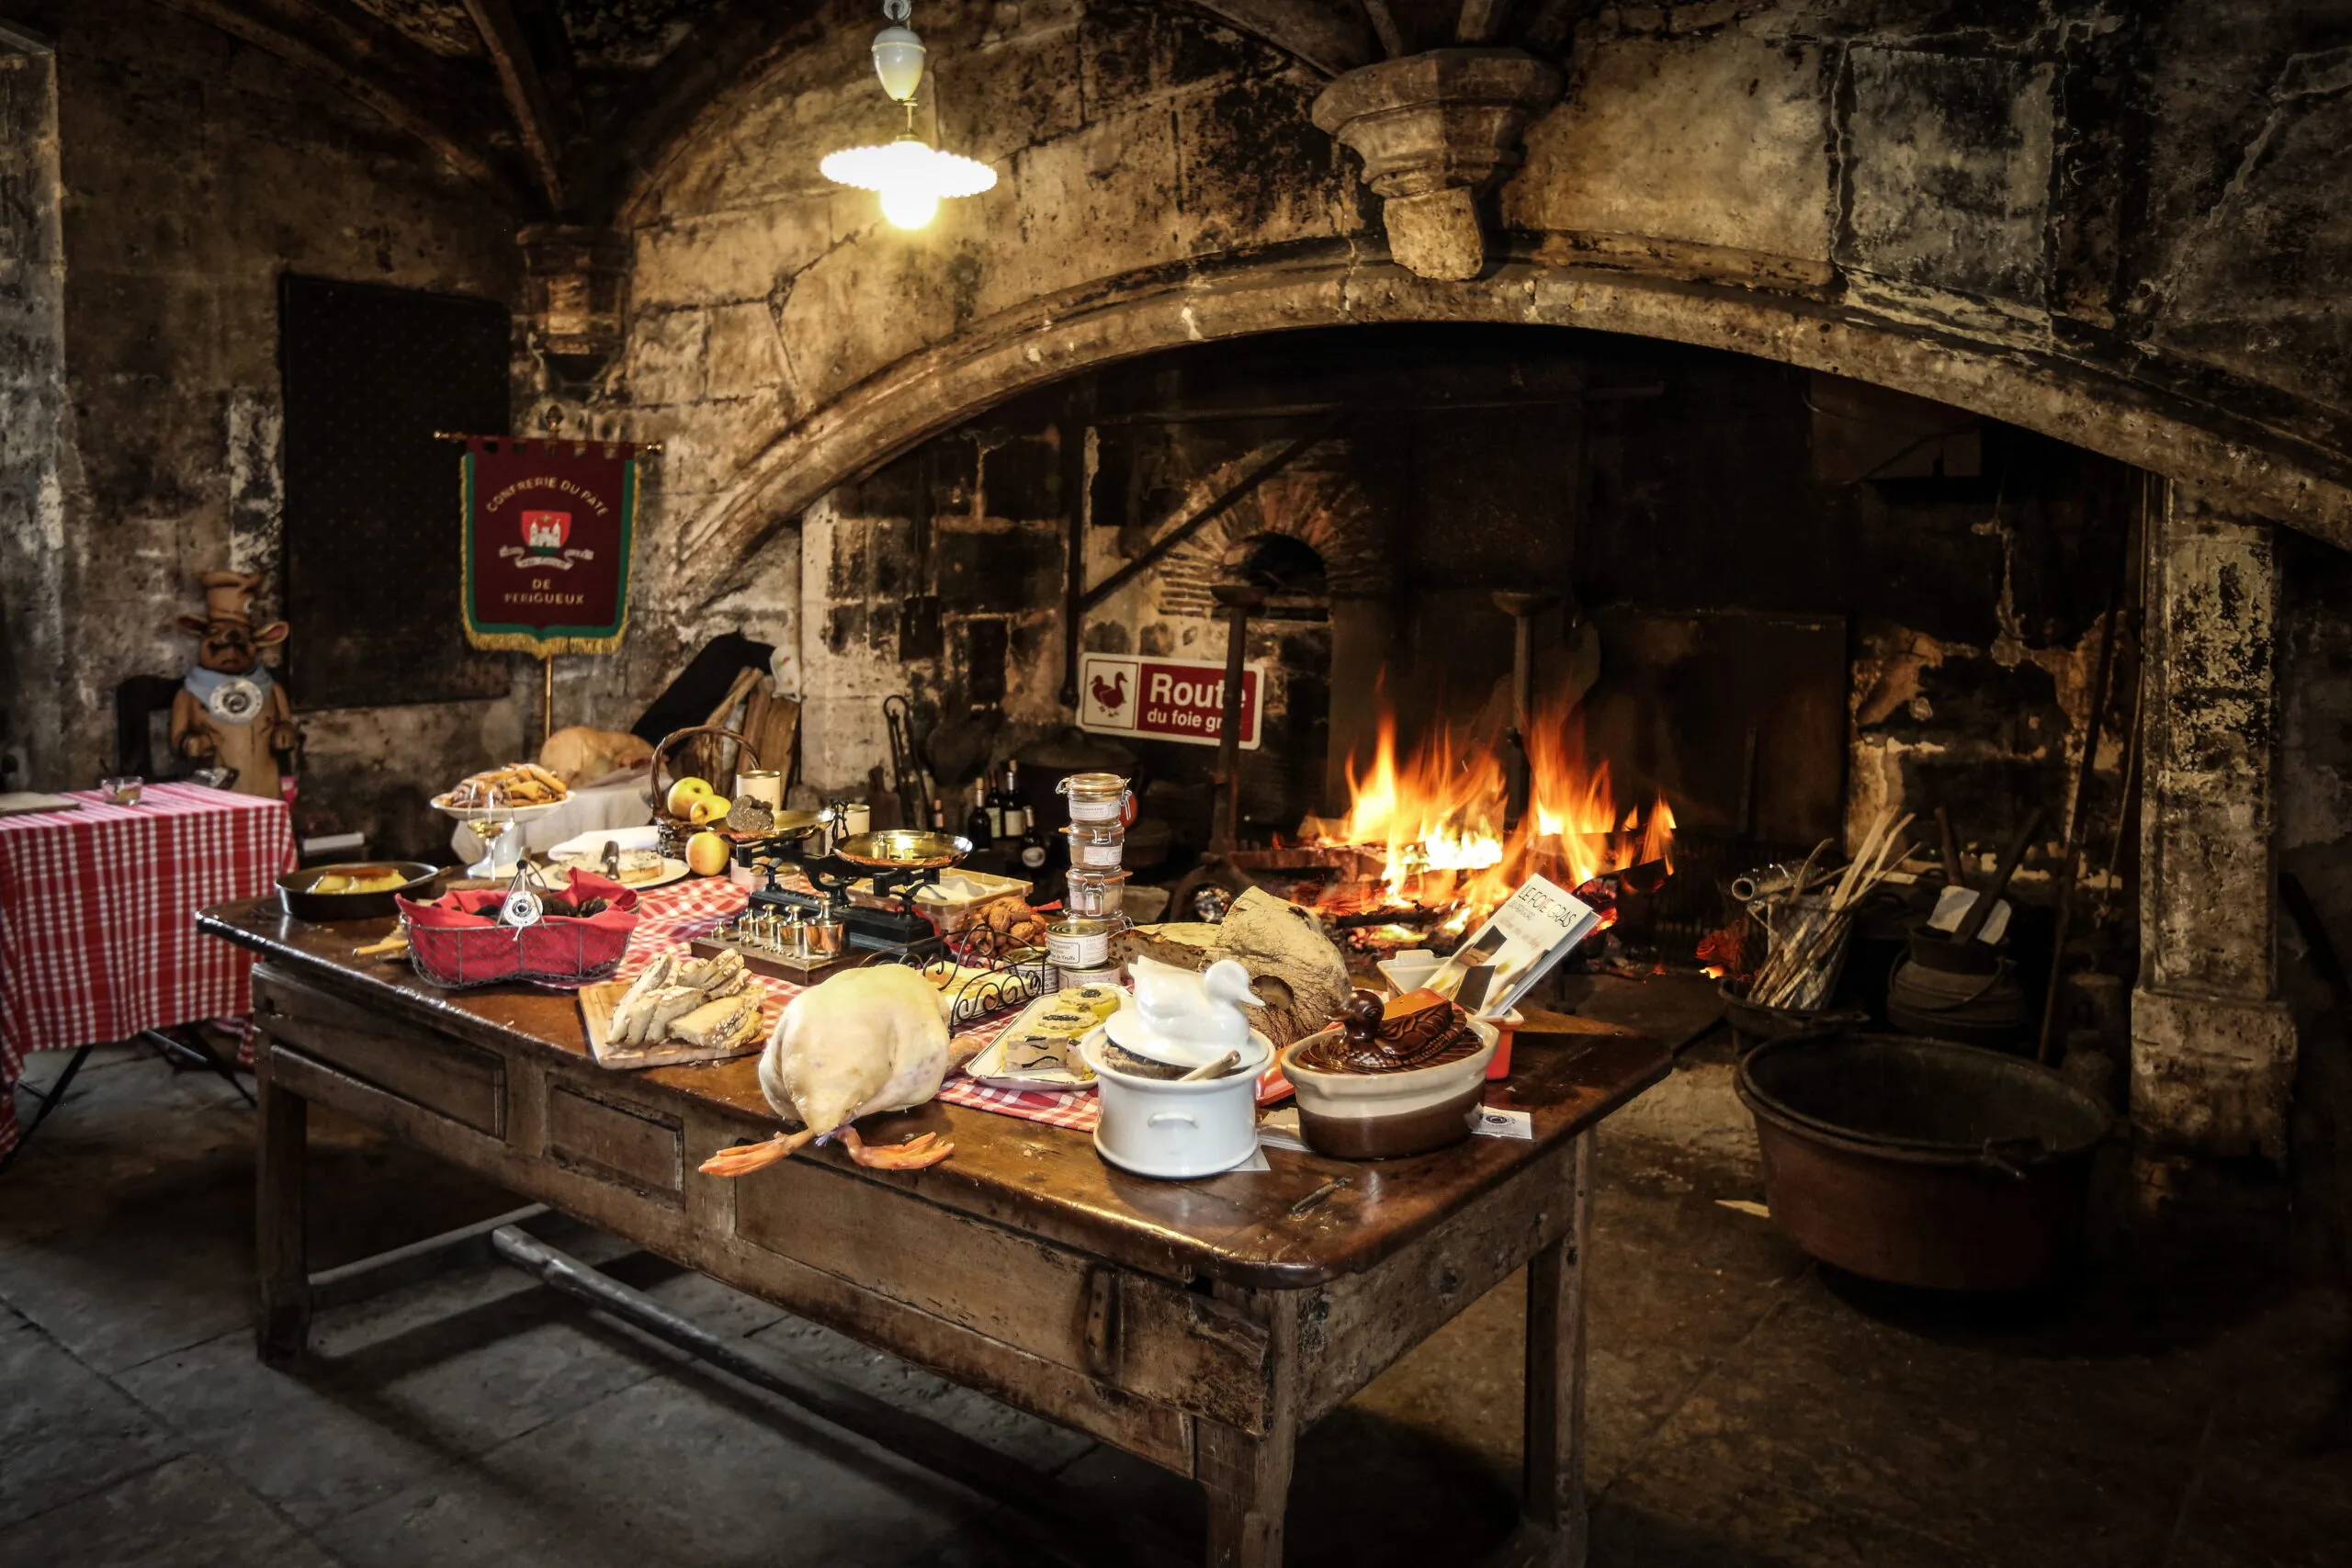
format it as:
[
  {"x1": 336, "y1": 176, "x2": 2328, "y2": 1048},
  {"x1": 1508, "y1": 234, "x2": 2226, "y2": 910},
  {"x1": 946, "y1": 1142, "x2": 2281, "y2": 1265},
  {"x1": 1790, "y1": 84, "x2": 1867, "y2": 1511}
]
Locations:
[{"x1": 647, "y1": 724, "x2": 761, "y2": 859}]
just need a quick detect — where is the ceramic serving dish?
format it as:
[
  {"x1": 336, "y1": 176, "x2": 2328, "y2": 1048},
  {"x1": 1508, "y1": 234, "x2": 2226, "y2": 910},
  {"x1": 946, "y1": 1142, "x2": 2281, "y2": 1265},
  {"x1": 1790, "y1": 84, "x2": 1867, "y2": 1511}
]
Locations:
[
  {"x1": 1082, "y1": 1026, "x2": 1272, "y2": 1179},
  {"x1": 1280, "y1": 1019, "x2": 1498, "y2": 1160}
]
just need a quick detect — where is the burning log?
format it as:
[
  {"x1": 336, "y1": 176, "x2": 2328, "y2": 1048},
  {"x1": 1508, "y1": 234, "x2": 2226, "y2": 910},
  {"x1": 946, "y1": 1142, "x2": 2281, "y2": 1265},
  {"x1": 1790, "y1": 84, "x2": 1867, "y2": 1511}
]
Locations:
[{"x1": 1298, "y1": 691, "x2": 1676, "y2": 937}]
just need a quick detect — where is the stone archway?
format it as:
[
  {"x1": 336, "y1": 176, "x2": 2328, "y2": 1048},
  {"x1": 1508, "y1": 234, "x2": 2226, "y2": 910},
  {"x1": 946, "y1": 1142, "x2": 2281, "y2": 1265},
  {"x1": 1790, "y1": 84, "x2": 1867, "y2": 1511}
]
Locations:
[
  {"x1": 653, "y1": 239, "x2": 2312, "y2": 1164},
  {"x1": 668, "y1": 240, "x2": 2352, "y2": 611}
]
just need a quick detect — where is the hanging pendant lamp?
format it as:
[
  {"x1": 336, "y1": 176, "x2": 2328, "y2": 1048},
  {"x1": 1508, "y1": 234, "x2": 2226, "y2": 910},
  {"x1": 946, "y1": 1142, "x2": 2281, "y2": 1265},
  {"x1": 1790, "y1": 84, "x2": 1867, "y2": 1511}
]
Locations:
[{"x1": 820, "y1": 0, "x2": 997, "y2": 230}]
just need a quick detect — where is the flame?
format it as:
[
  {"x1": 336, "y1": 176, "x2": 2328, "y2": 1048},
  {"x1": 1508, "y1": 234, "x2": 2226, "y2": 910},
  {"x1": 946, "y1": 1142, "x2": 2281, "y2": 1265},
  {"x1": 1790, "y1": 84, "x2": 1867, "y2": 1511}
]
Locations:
[{"x1": 1314, "y1": 690, "x2": 1674, "y2": 930}]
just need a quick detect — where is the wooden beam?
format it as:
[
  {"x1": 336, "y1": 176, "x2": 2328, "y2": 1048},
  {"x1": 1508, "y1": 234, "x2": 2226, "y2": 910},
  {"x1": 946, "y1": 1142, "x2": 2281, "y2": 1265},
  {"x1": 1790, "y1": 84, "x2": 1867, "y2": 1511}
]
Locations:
[
  {"x1": 1186, "y1": 1, "x2": 1379, "y2": 77},
  {"x1": 461, "y1": 0, "x2": 576, "y2": 211},
  {"x1": 1456, "y1": 0, "x2": 1515, "y2": 43},
  {"x1": 1359, "y1": 1, "x2": 1408, "y2": 58},
  {"x1": 152, "y1": 0, "x2": 515, "y2": 195}
]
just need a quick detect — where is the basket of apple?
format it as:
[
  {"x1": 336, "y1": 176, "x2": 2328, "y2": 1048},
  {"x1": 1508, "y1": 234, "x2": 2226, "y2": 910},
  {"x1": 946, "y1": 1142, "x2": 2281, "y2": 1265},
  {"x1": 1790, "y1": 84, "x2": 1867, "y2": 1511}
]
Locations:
[{"x1": 647, "y1": 725, "x2": 757, "y2": 864}]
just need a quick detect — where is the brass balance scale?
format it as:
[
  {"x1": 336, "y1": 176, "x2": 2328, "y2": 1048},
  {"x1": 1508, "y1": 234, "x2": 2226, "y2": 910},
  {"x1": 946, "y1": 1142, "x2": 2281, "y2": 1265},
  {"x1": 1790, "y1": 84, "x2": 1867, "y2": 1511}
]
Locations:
[{"x1": 717, "y1": 814, "x2": 976, "y2": 976}]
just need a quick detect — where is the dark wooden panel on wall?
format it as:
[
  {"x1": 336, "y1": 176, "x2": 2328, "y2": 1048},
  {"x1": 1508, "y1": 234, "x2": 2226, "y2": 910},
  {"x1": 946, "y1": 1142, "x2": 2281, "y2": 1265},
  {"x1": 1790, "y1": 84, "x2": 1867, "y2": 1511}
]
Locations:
[{"x1": 279, "y1": 274, "x2": 512, "y2": 710}]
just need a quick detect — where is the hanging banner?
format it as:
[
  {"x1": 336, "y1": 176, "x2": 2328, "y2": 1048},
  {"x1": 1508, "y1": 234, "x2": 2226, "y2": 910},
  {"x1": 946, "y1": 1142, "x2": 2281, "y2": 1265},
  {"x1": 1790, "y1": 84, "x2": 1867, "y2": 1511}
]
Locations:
[{"x1": 459, "y1": 437, "x2": 640, "y2": 655}]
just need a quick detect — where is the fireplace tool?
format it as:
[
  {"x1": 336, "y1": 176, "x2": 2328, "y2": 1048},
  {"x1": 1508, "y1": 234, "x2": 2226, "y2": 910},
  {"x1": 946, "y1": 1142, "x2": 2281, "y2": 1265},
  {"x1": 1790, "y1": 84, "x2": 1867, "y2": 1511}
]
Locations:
[{"x1": 1491, "y1": 589, "x2": 1563, "y2": 829}]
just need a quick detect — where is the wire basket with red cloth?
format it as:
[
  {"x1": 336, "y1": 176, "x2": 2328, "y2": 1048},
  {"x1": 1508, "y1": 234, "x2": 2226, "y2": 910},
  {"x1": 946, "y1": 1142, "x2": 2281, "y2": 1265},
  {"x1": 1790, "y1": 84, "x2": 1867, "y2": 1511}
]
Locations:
[{"x1": 397, "y1": 872, "x2": 640, "y2": 988}]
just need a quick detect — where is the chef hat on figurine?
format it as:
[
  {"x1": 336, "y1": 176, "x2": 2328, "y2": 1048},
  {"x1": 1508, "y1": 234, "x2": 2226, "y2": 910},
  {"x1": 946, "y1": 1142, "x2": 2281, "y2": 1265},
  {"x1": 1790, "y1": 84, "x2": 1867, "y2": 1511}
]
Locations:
[{"x1": 198, "y1": 570, "x2": 266, "y2": 624}]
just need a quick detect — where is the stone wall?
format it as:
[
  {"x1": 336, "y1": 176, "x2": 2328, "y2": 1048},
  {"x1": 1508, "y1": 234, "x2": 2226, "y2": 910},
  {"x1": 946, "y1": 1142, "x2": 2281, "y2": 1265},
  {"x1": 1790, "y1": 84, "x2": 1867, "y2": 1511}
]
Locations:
[
  {"x1": 0, "y1": 0, "x2": 525, "y2": 855},
  {"x1": 580, "y1": 0, "x2": 2352, "y2": 645},
  {"x1": 0, "y1": 30, "x2": 65, "y2": 793}
]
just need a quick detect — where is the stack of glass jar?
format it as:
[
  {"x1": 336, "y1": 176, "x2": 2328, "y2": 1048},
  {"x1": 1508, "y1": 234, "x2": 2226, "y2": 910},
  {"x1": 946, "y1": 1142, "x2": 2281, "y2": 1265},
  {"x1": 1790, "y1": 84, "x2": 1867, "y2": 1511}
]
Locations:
[{"x1": 1046, "y1": 771, "x2": 1133, "y2": 987}]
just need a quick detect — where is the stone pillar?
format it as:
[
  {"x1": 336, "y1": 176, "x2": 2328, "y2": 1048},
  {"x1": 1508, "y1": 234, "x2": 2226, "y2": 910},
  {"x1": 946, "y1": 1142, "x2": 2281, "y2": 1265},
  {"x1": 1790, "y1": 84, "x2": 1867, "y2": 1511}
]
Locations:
[{"x1": 2131, "y1": 484, "x2": 2298, "y2": 1160}]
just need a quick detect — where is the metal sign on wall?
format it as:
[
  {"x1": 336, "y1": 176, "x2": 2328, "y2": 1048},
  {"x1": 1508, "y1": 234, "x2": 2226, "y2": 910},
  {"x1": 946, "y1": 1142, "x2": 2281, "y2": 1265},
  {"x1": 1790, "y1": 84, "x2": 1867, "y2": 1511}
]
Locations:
[
  {"x1": 1077, "y1": 653, "x2": 1263, "y2": 750},
  {"x1": 460, "y1": 437, "x2": 640, "y2": 655}
]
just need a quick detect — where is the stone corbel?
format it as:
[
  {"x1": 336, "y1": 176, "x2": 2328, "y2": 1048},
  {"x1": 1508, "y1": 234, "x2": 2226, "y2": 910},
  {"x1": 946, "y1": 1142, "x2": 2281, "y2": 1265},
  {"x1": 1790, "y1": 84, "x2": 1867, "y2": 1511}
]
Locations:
[
  {"x1": 517, "y1": 223, "x2": 630, "y2": 379},
  {"x1": 1310, "y1": 48, "x2": 1563, "y2": 282}
]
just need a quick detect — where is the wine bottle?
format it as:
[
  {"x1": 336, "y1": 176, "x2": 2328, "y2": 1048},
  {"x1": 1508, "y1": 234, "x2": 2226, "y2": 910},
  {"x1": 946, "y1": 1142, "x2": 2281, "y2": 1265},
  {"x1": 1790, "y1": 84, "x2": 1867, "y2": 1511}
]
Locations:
[
  {"x1": 1001, "y1": 761, "x2": 1029, "y2": 838},
  {"x1": 1017, "y1": 813, "x2": 1049, "y2": 872},
  {"x1": 964, "y1": 780, "x2": 992, "y2": 850},
  {"x1": 985, "y1": 767, "x2": 1007, "y2": 839}
]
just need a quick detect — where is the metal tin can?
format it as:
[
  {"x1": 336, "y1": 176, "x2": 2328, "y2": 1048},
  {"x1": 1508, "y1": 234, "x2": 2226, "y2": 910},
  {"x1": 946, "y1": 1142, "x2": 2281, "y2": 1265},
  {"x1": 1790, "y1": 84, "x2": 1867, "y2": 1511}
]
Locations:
[
  {"x1": 1057, "y1": 961, "x2": 1126, "y2": 988},
  {"x1": 1057, "y1": 771, "x2": 1132, "y2": 824},
  {"x1": 1045, "y1": 917, "x2": 1114, "y2": 969},
  {"x1": 1061, "y1": 823, "x2": 1126, "y2": 869},
  {"x1": 1064, "y1": 868, "x2": 1130, "y2": 917}
]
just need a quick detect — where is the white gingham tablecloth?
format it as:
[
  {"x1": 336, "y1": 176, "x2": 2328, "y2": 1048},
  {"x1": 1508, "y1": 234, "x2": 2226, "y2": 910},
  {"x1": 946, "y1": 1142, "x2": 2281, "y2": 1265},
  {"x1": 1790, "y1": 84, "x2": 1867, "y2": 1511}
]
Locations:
[{"x1": 0, "y1": 784, "x2": 295, "y2": 1157}]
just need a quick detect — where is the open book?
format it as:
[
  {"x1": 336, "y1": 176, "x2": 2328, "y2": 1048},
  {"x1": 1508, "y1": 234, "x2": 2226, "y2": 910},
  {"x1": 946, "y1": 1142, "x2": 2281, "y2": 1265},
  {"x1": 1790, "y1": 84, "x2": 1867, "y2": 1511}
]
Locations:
[{"x1": 1427, "y1": 874, "x2": 1602, "y2": 1019}]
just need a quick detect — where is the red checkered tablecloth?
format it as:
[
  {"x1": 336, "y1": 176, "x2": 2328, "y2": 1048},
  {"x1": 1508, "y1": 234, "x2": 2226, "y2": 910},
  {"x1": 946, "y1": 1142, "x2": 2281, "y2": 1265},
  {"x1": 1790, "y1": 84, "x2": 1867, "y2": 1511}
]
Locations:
[
  {"x1": 610, "y1": 881, "x2": 1099, "y2": 1134},
  {"x1": 0, "y1": 784, "x2": 296, "y2": 1157}
]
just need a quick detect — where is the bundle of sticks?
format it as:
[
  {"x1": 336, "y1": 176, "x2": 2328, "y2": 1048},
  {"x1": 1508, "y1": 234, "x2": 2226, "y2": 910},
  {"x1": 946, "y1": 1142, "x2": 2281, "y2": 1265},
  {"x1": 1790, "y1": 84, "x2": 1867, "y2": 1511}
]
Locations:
[{"x1": 1746, "y1": 807, "x2": 1916, "y2": 1011}]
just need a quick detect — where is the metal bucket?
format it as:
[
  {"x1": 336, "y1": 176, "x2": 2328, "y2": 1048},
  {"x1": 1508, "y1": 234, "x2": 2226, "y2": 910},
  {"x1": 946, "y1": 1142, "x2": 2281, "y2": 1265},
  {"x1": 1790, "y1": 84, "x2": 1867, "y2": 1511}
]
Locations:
[{"x1": 1736, "y1": 1033, "x2": 2111, "y2": 1292}]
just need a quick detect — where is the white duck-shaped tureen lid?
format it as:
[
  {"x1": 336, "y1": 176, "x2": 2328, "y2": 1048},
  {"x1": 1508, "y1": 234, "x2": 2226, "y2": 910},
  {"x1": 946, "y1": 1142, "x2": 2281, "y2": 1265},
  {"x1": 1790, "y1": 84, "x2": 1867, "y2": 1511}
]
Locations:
[{"x1": 1104, "y1": 956, "x2": 1269, "y2": 1070}]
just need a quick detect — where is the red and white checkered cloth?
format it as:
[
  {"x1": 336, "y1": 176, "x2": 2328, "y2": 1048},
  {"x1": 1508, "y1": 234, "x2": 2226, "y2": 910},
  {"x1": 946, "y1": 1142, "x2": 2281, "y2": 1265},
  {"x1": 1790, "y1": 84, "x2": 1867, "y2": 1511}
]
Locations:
[
  {"x1": 0, "y1": 784, "x2": 296, "y2": 1157},
  {"x1": 606, "y1": 880, "x2": 1099, "y2": 1133}
]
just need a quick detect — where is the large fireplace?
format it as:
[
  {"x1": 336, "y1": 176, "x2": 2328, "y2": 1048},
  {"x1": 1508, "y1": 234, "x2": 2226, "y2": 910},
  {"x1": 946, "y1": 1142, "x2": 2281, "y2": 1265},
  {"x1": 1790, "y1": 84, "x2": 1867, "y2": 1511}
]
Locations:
[{"x1": 780, "y1": 321, "x2": 2143, "y2": 1039}]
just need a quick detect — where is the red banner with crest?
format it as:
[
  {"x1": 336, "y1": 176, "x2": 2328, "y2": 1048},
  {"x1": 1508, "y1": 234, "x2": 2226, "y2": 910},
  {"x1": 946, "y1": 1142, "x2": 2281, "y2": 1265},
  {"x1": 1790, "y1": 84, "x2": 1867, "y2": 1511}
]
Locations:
[{"x1": 460, "y1": 437, "x2": 641, "y2": 655}]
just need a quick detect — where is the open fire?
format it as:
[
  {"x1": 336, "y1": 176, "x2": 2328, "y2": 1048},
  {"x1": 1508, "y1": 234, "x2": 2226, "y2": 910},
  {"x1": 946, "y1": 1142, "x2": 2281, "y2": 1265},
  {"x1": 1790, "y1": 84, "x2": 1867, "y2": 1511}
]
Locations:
[{"x1": 1296, "y1": 693, "x2": 1676, "y2": 939}]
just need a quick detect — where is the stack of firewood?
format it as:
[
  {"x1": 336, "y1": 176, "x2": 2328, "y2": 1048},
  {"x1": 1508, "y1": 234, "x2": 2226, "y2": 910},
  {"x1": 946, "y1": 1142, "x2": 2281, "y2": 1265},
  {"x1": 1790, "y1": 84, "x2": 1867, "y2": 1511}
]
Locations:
[{"x1": 683, "y1": 668, "x2": 799, "y2": 787}]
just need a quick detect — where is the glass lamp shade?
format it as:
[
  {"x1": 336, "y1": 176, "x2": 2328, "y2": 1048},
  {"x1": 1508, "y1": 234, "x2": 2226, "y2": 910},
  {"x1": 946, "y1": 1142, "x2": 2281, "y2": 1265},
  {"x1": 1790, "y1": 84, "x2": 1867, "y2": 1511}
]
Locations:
[
  {"x1": 871, "y1": 24, "x2": 926, "y2": 102},
  {"x1": 820, "y1": 135, "x2": 998, "y2": 229},
  {"x1": 879, "y1": 186, "x2": 940, "y2": 229}
]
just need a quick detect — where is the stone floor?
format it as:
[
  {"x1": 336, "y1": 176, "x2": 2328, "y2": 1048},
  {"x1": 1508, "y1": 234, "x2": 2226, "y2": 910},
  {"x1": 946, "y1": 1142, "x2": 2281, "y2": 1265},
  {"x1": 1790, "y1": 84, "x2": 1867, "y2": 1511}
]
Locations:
[{"x1": 4, "y1": 1043, "x2": 2349, "y2": 1568}]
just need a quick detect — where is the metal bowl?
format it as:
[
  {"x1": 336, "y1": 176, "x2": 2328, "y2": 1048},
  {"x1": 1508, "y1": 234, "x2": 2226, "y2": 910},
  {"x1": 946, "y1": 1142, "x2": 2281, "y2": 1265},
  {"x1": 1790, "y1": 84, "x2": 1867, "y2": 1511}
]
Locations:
[
  {"x1": 278, "y1": 862, "x2": 445, "y2": 922},
  {"x1": 831, "y1": 829, "x2": 973, "y2": 870}
]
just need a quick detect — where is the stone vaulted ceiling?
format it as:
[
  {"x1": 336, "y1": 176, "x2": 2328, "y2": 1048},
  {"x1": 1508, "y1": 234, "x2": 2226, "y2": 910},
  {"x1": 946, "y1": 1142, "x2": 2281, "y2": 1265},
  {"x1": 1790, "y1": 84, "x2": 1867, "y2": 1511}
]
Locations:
[{"x1": 145, "y1": 0, "x2": 1481, "y2": 223}]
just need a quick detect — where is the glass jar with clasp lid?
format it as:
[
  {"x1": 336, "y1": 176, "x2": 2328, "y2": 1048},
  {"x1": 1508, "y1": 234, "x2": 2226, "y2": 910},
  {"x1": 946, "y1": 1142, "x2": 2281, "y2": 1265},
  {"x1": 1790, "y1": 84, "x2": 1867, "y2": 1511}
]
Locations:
[{"x1": 1056, "y1": 772, "x2": 1132, "y2": 826}]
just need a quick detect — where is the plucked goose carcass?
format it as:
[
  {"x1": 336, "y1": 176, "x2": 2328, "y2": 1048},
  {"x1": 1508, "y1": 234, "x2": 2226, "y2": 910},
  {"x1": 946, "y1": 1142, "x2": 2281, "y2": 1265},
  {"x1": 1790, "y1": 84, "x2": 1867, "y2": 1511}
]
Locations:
[{"x1": 699, "y1": 964, "x2": 957, "y2": 1175}]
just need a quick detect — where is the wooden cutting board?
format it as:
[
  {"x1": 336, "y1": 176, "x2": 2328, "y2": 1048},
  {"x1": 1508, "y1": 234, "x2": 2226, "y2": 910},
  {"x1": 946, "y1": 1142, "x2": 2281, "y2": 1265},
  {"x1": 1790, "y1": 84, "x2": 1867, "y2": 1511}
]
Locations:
[{"x1": 579, "y1": 979, "x2": 770, "y2": 1070}]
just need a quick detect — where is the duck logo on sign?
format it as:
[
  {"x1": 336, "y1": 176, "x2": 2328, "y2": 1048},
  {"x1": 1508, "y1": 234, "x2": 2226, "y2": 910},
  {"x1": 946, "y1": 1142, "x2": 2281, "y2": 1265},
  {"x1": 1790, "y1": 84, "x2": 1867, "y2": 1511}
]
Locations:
[{"x1": 1077, "y1": 654, "x2": 1262, "y2": 750}]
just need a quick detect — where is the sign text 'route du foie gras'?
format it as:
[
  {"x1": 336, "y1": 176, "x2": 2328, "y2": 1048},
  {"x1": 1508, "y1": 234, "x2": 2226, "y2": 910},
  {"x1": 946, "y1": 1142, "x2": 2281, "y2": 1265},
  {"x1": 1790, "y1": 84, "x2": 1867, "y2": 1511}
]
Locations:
[{"x1": 1077, "y1": 653, "x2": 1264, "y2": 750}]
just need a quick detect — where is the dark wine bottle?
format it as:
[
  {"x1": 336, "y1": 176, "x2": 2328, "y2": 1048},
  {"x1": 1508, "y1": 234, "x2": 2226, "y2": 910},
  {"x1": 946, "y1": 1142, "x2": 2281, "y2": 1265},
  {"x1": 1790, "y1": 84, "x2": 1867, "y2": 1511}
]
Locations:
[{"x1": 965, "y1": 780, "x2": 993, "y2": 849}]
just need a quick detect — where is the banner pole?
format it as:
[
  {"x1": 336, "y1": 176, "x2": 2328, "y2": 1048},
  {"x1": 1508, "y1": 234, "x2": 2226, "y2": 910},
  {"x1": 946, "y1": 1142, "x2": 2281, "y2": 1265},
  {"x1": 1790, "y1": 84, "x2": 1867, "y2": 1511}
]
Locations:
[{"x1": 541, "y1": 653, "x2": 556, "y2": 749}]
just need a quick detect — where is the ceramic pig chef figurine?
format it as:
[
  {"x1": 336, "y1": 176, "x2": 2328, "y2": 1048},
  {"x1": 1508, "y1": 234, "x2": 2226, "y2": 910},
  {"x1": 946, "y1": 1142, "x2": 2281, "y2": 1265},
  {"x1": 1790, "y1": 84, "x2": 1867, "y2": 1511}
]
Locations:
[{"x1": 170, "y1": 570, "x2": 295, "y2": 800}]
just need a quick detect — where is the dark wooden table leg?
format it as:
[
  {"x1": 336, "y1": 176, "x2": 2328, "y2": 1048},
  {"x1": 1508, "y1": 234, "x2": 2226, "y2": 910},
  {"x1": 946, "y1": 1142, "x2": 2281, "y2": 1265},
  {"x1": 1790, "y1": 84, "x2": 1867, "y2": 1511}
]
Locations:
[
  {"x1": 1521, "y1": 1129, "x2": 1595, "y2": 1567},
  {"x1": 254, "y1": 1037, "x2": 310, "y2": 1364},
  {"x1": 1199, "y1": 1289, "x2": 1301, "y2": 1567}
]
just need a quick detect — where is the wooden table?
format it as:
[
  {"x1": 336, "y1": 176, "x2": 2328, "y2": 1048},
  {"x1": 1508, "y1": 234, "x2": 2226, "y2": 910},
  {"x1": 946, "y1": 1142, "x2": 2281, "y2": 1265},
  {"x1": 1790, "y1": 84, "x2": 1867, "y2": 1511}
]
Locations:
[{"x1": 199, "y1": 900, "x2": 1668, "y2": 1568}]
